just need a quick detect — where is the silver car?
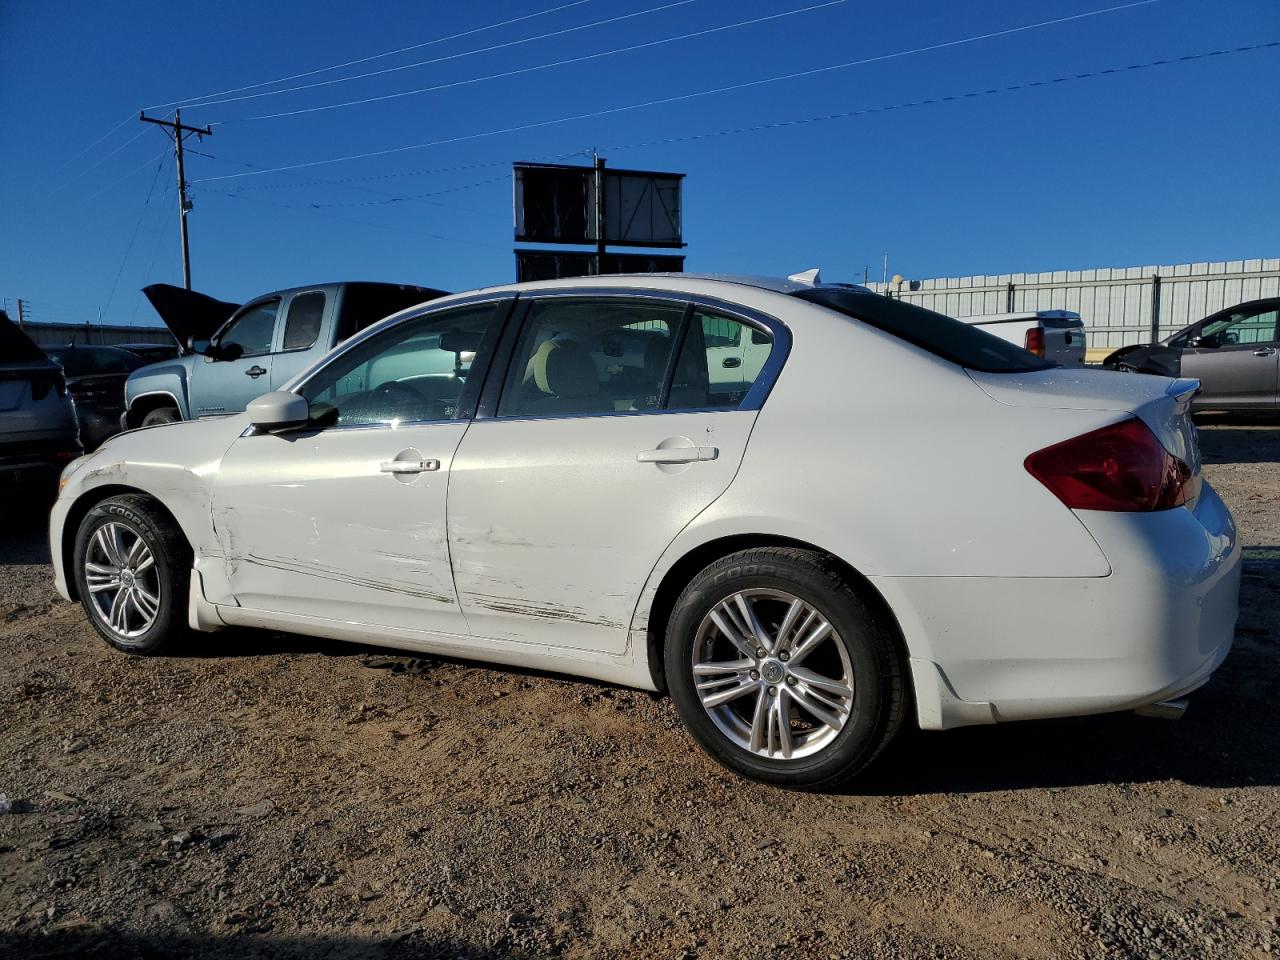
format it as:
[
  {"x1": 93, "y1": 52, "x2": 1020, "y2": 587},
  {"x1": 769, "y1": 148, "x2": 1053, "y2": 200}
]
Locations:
[{"x1": 1103, "y1": 298, "x2": 1280, "y2": 410}]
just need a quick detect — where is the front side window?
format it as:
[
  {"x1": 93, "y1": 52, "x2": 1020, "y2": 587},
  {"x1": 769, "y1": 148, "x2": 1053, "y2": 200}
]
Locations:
[
  {"x1": 218, "y1": 299, "x2": 279, "y2": 358},
  {"x1": 498, "y1": 298, "x2": 685, "y2": 417},
  {"x1": 1187, "y1": 306, "x2": 1279, "y2": 348},
  {"x1": 300, "y1": 303, "x2": 497, "y2": 426},
  {"x1": 670, "y1": 310, "x2": 774, "y2": 410},
  {"x1": 282, "y1": 292, "x2": 326, "y2": 351}
]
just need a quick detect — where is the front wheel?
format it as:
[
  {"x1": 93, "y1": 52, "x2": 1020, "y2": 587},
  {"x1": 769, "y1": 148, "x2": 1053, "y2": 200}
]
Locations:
[
  {"x1": 72, "y1": 495, "x2": 191, "y2": 654},
  {"x1": 665, "y1": 548, "x2": 906, "y2": 789},
  {"x1": 140, "y1": 406, "x2": 181, "y2": 427}
]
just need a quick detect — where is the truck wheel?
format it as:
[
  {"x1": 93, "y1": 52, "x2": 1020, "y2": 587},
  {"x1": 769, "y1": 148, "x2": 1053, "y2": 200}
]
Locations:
[{"x1": 140, "y1": 406, "x2": 181, "y2": 427}]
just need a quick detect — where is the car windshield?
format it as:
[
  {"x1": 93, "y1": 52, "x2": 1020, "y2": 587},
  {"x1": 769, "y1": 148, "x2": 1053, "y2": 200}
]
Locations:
[
  {"x1": 794, "y1": 289, "x2": 1055, "y2": 373},
  {"x1": 48, "y1": 347, "x2": 145, "y2": 376}
]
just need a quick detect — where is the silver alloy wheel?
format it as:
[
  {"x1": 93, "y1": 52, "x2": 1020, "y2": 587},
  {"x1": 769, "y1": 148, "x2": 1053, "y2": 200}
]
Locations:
[
  {"x1": 84, "y1": 522, "x2": 160, "y2": 639},
  {"x1": 692, "y1": 589, "x2": 854, "y2": 760}
]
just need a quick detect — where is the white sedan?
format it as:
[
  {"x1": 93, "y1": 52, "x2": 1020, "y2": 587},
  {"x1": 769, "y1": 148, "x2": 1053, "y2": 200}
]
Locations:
[{"x1": 49, "y1": 273, "x2": 1240, "y2": 787}]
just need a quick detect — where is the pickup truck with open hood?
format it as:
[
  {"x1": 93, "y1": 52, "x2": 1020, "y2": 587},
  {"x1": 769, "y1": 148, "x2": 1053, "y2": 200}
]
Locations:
[{"x1": 123, "y1": 281, "x2": 447, "y2": 428}]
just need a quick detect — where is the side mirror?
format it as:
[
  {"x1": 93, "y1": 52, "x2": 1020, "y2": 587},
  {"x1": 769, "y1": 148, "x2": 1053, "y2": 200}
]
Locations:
[
  {"x1": 246, "y1": 391, "x2": 310, "y2": 429},
  {"x1": 1187, "y1": 336, "x2": 1211, "y2": 349}
]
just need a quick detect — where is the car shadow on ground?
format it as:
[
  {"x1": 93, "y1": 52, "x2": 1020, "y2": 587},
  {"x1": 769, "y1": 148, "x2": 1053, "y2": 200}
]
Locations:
[
  {"x1": 1196, "y1": 420, "x2": 1280, "y2": 464},
  {"x1": 0, "y1": 930, "x2": 536, "y2": 960}
]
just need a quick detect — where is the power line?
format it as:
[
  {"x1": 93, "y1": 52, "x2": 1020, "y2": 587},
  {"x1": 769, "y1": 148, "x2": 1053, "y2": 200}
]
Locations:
[
  {"x1": 215, "y1": 0, "x2": 844, "y2": 124},
  {"x1": 149, "y1": 0, "x2": 598, "y2": 110},
  {"x1": 596, "y1": 40, "x2": 1280, "y2": 153},
  {"x1": 83, "y1": 146, "x2": 171, "y2": 202},
  {"x1": 198, "y1": 188, "x2": 511, "y2": 251},
  {"x1": 189, "y1": 0, "x2": 698, "y2": 114},
  {"x1": 49, "y1": 126, "x2": 151, "y2": 198},
  {"x1": 193, "y1": 0, "x2": 1166, "y2": 182},
  {"x1": 103, "y1": 158, "x2": 167, "y2": 317}
]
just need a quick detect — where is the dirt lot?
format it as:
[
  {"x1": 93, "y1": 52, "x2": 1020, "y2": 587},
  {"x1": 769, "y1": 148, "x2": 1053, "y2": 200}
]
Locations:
[{"x1": 1, "y1": 423, "x2": 1278, "y2": 960}]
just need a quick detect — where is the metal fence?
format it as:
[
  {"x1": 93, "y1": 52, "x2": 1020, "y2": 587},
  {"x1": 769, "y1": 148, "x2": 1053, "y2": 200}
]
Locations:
[
  {"x1": 19, "y1": 322, "x2": 174, "y2": 349},
  {"x1": 867, "y1": 259, "x2": 1280, "y2": 354}
]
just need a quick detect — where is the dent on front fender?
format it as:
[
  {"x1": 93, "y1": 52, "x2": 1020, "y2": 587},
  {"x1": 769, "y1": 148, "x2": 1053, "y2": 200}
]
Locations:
[{"x1": 55, "y1": 418, "x2": 246, "y2": 591}]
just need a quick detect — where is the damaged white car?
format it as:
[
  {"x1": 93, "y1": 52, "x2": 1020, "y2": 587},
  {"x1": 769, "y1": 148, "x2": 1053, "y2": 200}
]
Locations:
[{"x1": 50, "y1": 273, "x2": 1241, "y2": 787}]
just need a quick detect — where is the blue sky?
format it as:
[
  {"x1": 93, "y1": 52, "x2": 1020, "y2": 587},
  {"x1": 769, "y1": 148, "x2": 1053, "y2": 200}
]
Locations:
[{"x1": 1, "y1": 0, "x2": 1277, "y2": 327}]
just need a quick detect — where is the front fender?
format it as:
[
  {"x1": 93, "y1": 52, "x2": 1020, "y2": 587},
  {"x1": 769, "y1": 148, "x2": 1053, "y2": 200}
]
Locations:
[
  {"x1": 50, "y1": 416, "x2": 248, "y2": 601},
  {"x1": 125, "y1": 360, "x2": 195, "y2": 422}
]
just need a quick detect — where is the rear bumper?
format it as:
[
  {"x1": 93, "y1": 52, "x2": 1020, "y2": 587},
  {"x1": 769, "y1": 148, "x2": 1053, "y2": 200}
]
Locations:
[
  {"x1": 0, "y1": 434, "x2": 82, "y2": 486},
  {"x1": 878, "y1": 481, "x2": 1241, "y2": 730}
]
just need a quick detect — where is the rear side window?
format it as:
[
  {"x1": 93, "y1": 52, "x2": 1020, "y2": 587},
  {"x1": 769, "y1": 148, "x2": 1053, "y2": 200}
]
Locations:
[
  {"x1": 282, "y1": 292, "x2": 325, "y2": 351},
  {"x1": 498, "y1": 298, "x2": 685, "y2": 417},
  {"x1": 795, "y1": 289, "x2": 1054, "y2": 373},
  {"x1": 669, "y1": 310, "x2": 774, "y2": 410}
]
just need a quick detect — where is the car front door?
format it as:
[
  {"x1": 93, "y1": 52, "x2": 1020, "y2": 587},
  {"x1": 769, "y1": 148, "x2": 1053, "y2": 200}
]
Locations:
[
  {"x1": 1179, "y1": 303, "x2": 1279, "y2": 409},
  {"x1": 210, "y1": 299, "x2": 509, "y2": 634},
  {"x1": 188, "y1": 298, "x2": 280, "y2": 416},
  {"x1": 446, "y1": 293, "x2": 786, "y2": 655}
]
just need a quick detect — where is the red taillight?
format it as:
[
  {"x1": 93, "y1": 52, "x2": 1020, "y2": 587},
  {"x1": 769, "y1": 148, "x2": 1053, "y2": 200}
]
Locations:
[
  {"x1": 1024, "y1": 327, "x2": 1045, "y2": 357},
  {"x1": 1025, "y1": 417, "x2": 1193, "y2": 512}
]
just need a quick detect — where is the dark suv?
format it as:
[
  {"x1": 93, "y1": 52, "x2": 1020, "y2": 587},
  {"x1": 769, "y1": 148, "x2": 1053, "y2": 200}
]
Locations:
[{"x1": 0, "y1": 310, "x2": 81, "y2": 486}]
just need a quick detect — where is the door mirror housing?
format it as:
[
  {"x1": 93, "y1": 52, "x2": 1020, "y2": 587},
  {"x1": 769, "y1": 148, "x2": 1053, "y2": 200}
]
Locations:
[
  {"x1": 1187, "y1": 335, "x2": 1212, "y2": 349},
  {"x1": 246, "y1": 391, "x2": 310, "y2": 429}
]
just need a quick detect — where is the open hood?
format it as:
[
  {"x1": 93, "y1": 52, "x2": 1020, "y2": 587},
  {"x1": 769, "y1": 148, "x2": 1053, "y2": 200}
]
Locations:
[{"x1": 142, "y1": 284, "x2": 240, "y2": 347}]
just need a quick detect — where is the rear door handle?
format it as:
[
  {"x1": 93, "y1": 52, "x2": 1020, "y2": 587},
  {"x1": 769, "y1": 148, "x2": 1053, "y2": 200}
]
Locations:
[
  {"x1": 722, "y1": 357, "x2": 742, "y2": 369},
  {"x1": 637, "y1": 446, "x2": 719, "y2": 464},
  {"x1": 245, "y1": 365, "x2": 267, "y2": 378},
  {"x1": 1253, "y1": 347, "x2": 1277, "y2": 357},
  {"x1": 380, "y1": 458, "x2": 440, "y2": 474}
]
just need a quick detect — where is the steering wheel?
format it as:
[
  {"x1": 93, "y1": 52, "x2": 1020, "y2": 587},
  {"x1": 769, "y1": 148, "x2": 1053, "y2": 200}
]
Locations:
[{"x1": 373, "y1": 380, "x2": 427, "y2": 404}]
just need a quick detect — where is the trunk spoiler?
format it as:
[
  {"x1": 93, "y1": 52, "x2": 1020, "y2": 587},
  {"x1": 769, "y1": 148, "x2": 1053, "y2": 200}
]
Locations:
[
  {"x1": 142, "y1": 284, "x2": 240, "y2": 350},
  {"x1": 1166, "y1": 378, "x2": 1201, "y2": 413}
]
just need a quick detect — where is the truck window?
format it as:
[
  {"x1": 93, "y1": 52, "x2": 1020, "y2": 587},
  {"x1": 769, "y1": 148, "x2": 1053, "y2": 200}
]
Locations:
[{"x1": 282, "y1": 292, "x2": 326, "y2": 351}]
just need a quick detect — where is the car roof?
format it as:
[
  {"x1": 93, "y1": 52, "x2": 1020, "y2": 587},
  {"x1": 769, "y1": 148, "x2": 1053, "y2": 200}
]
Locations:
[{"x1": 455, "y1": 272, "x2": 876, "y2": 301}]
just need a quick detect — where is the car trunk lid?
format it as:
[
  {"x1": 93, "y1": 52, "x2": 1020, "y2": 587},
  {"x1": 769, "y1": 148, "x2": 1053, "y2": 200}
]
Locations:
[{"x1": 967, "y1": 367, "x2": 1202, "y2": 478}]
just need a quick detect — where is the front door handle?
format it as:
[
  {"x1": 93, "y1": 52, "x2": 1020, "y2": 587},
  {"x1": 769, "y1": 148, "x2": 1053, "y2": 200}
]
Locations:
[
  {"x1": 245, "y1": 365, "x2": 267, "y2": 378},
  {"x1": 637, "y1": 446, "x2": 719, "y2": 464},
  {"x1": 1253, "y1": 347, "x2": 1277, "y2": 357},
  {"x1": 380, "y1": 458, "x2": 440, "y2": 474},
  {"x1": 722, "y1": 357, "x2": 742, "y2": 369}
]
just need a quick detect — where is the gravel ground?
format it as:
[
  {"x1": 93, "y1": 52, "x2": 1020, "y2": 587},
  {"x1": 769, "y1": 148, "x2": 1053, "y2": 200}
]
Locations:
[{"x1": 1, "y1": 423, "x2": 1278, "y2": 960}]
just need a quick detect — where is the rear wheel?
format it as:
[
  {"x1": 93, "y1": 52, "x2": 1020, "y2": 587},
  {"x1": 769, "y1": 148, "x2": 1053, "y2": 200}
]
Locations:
[
  {"x1": 73, "y1": 495, "x2": 190, "y2": 654},
  {"x1": 665, "y1": 547, "x2": 906, "y2": 788},
  {"x1": 140, "y1": 406, "x2": 181, "y2": 427}
]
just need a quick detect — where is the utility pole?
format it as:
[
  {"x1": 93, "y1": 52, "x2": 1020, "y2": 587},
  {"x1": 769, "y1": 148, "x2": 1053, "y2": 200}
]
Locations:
[
  {"x1": 139, "y1": 109, "x2": 212, "y2": 290},
  {"x1": 593, "y1": 152, "x2": 606, "y2": 275},
  {"x1": 16, "y1": 299, "x2": 26, "y2": 327}
]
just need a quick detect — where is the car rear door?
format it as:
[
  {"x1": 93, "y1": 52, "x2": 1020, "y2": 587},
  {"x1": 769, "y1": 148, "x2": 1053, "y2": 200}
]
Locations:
[
  {"x1": 1181, "y1": 303, "x2": 1279, "y2": 409},
  {"x1": 445, "y1": 291, "x2": 787, "y2": 655},
  {"x1": 210, "y1": 298, "x2": 510, "y2": 634}
]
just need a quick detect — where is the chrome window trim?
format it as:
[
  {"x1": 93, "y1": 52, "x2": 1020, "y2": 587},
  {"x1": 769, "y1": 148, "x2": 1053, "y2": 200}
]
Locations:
[{"x1": 475, "y1": 286, "x2": 791, "y2": 421}]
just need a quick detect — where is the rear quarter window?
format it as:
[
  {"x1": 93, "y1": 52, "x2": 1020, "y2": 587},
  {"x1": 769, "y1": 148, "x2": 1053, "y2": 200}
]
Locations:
[{"x1": 795, "y1": 290, "x2": 1055, "y2": 373}]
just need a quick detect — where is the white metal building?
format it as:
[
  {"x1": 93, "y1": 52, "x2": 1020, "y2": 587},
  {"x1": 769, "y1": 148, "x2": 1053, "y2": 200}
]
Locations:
[{"x1": 868, "y1": 259, "x2": 1280, "y2": 355}]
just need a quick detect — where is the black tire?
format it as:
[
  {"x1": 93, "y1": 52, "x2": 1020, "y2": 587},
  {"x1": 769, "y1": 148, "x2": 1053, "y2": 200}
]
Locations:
[
  {"x1": 140, "y1": 406, "x2": 181, "y2": 427},
  {"x1": 72, "y1": 494, "x2": 191, "y2": 655},
  {"x1": 665, "y1": 547, "x2": 906, "y2": 789}
]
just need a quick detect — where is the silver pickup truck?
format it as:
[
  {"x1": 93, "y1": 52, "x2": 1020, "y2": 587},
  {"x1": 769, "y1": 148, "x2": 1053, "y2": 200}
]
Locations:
[{"x1": 123, "y1": 281, "x2": 446, "y2": 428}]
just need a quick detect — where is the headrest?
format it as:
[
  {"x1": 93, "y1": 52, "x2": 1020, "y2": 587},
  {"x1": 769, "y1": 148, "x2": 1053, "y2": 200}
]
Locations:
[{"x1": 529, "y1": 339, "x2": 599, "y2": 398}]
